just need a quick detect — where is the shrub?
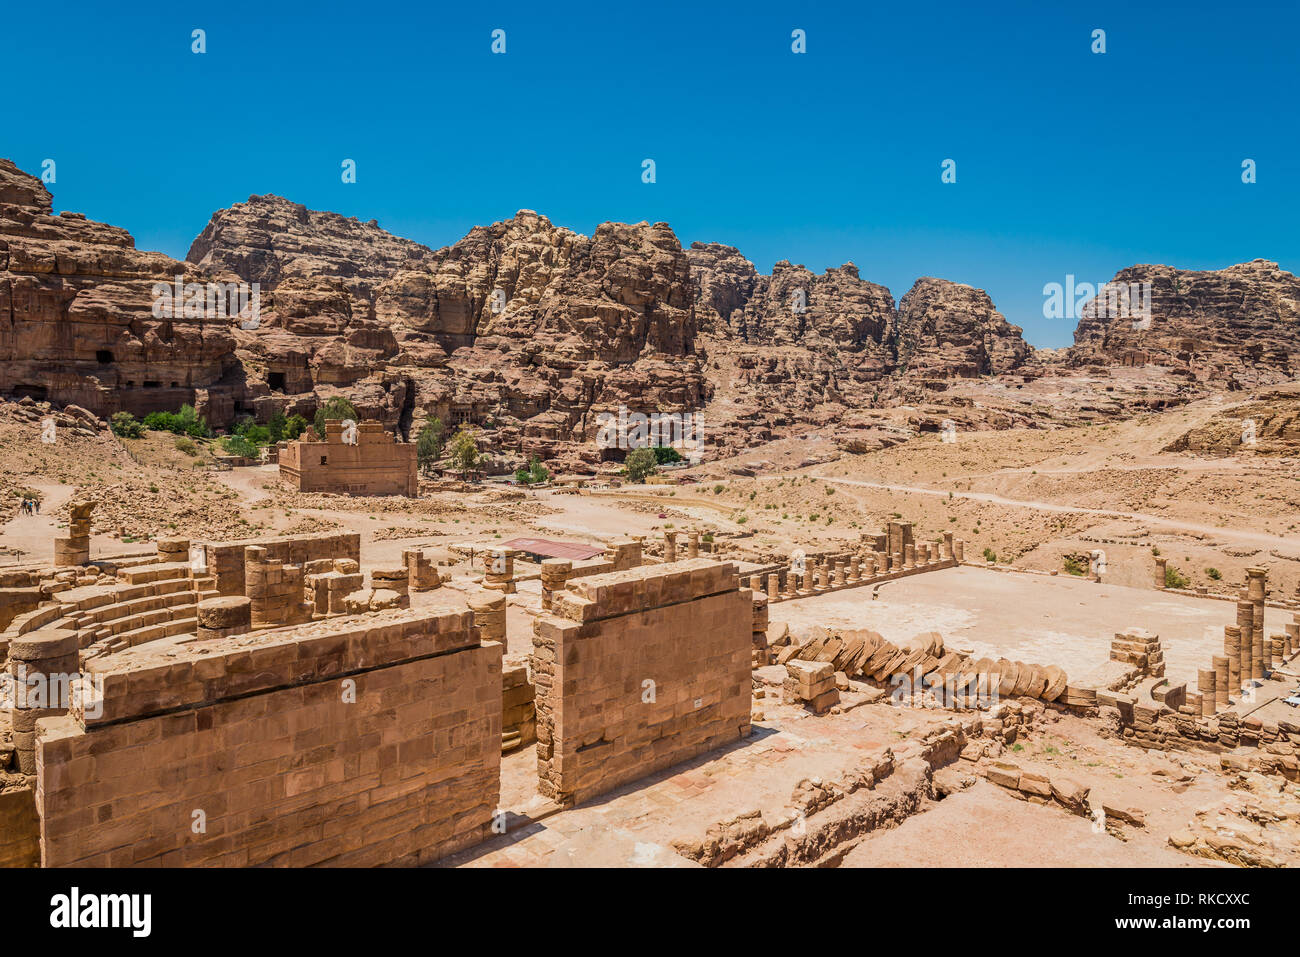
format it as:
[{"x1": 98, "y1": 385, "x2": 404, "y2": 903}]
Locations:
[
  {"x1": 141, "y1": 404, "x2": 208, "y2": 438},
  {"x1": 983, "y1": 547, "x2": 998, "y2": 563},
  {"x1": 222, "y1": 434, "x2": 259, "y2": 458},
  {"x1": 514, "y1": 455, "x2": 550, "y2": 485},
  {"x1": 1207, "y1": 567, "x2": 1222, "y2": 581},
  {"x1": 314, "y1": 396, "x2": 358, "y2": 438},
  {"x1": 110, "y1": 411, "x2": 143, "y2": 438},
  {"x1": 1062, "y1": 555, "x2": 1088, "y2": 576},
  {"x1": 625, "y1": 448, "x2": 657, "y2": 483},
  {"x1": 174, "y1": 437, "x2": 198, "y2": 456},
  {"x1": 416, "y1": 416, "x2": 445, "y2": 475},
  {"x1": 447, "y1": 426, "x2": 482, "y2": 475},
  {"x1": 1165, "y1": 565, "x2": 1190, "y2": 589}
]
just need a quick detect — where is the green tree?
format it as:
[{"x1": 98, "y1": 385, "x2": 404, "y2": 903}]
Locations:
[
  {"x1": 447, "y1": 426, "x2": 481, "y2": 475},
  {"x1": 314, "y1": 396, "x2": 358, "y2": 438},
  {"x1": 625, "y1": 447, "x2": 657, "y2": 483},
  {"x1": 222, "y1": 434, "x2": 259, "y2": 458},
  {"x1": 652, "y1": 446, "x2": 682, "y2": 465},
  {"x1": 514, "y1": 455, "x2": 549, "y2": 485},
  {"x1": 283, "y1": 413, "x2": 308, "y2": 440},
  {"x1": 416, "y1": 416, "x2": 445, "y2": 474},
  {"x1": 110, "y1": 411, "x2": 143, "y2": 438}
]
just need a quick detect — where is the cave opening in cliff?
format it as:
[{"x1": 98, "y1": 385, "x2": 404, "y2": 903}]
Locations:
[
  {"x1": 268, "y1": 372, "x2": 286, "y2": 392},
  {"x1": 96, "y1": 350, "x2": 113, "y2": 364},
  {"x1": 13, "y1": 384, "x2": 47, "y2": 401}
]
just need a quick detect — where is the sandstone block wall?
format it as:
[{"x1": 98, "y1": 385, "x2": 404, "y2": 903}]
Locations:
[
  {"x1": 202, "y1": 531, "x2": 360, "y2": 596},
  {"x1": 532, "y1": 558, "x2": 752, "y2": 806},
  {"x1": 0, "y1": 786, "x2": 40, "y2": 867},
  {"x1": 35, "y1": 608, "x2": 501, "y2": 867},
  {"x1": 279, "y1": 419, "x2": 417, "y2": 496}
]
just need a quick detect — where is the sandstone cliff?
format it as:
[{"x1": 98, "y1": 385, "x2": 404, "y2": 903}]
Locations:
[
  {"x1": 1069, "y1": 260, "x2": 1299, "y2": 388},
  {"x1": 5, "y1": 155, "x2": 1295, "y2": 474},
  {"x1": 0, "y1": 159, "x2": 240, "y2": 422},
  {"x1": 895, "y1": 277, "x2": 1032, "y2": 379}
]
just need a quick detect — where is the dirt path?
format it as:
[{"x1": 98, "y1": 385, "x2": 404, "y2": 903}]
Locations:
[
  {"x1": 0, "y1": 480, "x2": 74, "y2": 564},
  {"x1": 808, "y1": 474, "x2": 1298, "y2": 550}
]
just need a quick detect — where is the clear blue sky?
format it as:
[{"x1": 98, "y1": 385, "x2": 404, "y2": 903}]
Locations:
[{"x1": 4, "y1": 0, "x2": 1296, "y2": 347}]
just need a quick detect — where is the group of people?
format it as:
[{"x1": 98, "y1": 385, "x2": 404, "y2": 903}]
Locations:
[{"x1": 18, "y1": 497, "x2": 40, "y2": 516}]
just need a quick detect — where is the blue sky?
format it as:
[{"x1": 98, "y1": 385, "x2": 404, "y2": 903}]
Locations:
[{"x1": 4, "y1": 0, "x2": 1296, "y2": 347}]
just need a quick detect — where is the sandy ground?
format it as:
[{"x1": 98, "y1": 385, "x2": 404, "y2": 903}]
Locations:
[
  {"x1": 769, "y1": 565, "x2": 1290, "y2": 688},
  {"x1": 841, "y1": 779, "x2": 1205, "y2": 868}
]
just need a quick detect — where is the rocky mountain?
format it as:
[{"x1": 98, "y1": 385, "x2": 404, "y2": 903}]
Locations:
[
  {"x1": 4, "y1": 156, "x2": 1295, "y2": 472},
  {"x1": 185, "y1": 198, "x2": 709, "y2": 461},
  {"x1": 896, "y1": 277, "x2": 1032, "y2": 379},
  {"x1": 1070, "y1": 260, "x2": 1300, "y2": 388},
  {"x1": 0, "y1": 159, "x2": 240, "y2": 423}
]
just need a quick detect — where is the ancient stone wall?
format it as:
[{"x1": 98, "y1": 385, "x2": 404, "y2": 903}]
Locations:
[
  {"x1": 35, "y1": 607, "x2": 500, "y2": 866},
  {"x1": 0, "y1": 785, "x2": 40, "y2": 867},
  {"x1": 200, "y1": 531, "x2": 360, "y2": 596},
  {"x1": 532, "y1": 558, "x2": 752, "y2": 805},
  {"x1": 279, "y1": 420, "x2": 417, "y2": 496}
]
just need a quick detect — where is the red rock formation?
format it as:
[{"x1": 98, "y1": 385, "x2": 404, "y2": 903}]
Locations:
[
  {"x1": 895, "y1": 277, "x2": 1032, "y2": 379},
  {"x1": 1069, "y1": 260, "x2": 1299, "y2": 388},
  {"x1": 0, "y1": 159, "x2": 240, "y2": 421}
]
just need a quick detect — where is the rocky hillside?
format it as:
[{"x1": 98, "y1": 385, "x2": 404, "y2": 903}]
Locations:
[
  {"x1": 1070, "y1": 260, "x2": 1300, "y2": 388},
  {"x1": 4, "y1": 156, "x2": 1296, "y2": 472},
  {"x1": 0, "y1": 159, "x2": 240, "y2": 423}
]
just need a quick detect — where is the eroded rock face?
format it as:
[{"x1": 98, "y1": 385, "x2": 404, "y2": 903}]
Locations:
[
  {"x1": 6, "y1": 154, "x2": 1296, "y2": 474},
  {"x1": 190, "y1": 200, "x2": 708, "y2": 461},
  {"x1": 896, "y1": 277, "x2": 1032, "y2": 379},
  {"x1": 1069, "y1": 260, "x2": 1300, "y2": 387},
  {"x1": 187, "y1": 194, "x2": 434, "y2": 304},
  {"x1": 0, "y1": 159, "x2": 238, "y2": 421}
]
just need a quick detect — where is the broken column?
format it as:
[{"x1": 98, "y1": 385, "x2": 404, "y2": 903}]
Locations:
[
  {"x1": 7, "y1": 627, "x2": 78, "y2": 774},
  {"x1": 156, "y1": 537, "x2": 190, "y2": 565},
  {"x1": 245, "y1": 545, "x2": 312, "y2": 628},
  {"x1": 1247, "y1": 567, "x2": 1267, "y2": 677},
  {"x1": 752, "y1": 592, "x2": 770, "y2": 668},
  {"x1": 196, "y1": 596, "x2": 253, "y2": 641},
  {"x1": 468, "y1": 589, "x2": 507, "y2": 645},
  {"x1": 1224, "y1": 626, "x2": 1241, "y2": 693},
  {"x1": 954, "y1": 539, "x2": 965, "y2": 563},
  {"x1": 404, "y1": 549, "x2": 442, "y2": 591},
  {"x1": 1196, "y1": 669, "x2": 1216, "y2": 717},
  {"x1": 53, "y1": 500, "x2": 95, "y2": 567},
  {"x1": 687, "y1": 532, "x2": 700, "y2": 559},
  {"x1": 541, "y1": 559, "x2": 572, "y2": 611},
  {"x1": 1154, "y1": 557, "x2": 1167, "y2": 589},
  {"x1": 766, "y1": 573, "x2": 780, "y2": 601},
  {"x1": 1236, "y1": 600, "x2": 1254, "y2": 687},
  {"x1": 1212, "y1": 655, "x2": 1230, "y2": 708},
  {"x1": 942, "y1": 531, "x2": 954, "y2": 561},
  {"x1": 370, "y1": 566, "x2": 412, "y2": 607},
  {"x1": 482, "y1": 547, "x2": 516, "y2": 594},
  {"x1": 664, "y1": 531, "x2": 678, "y2": 563}
]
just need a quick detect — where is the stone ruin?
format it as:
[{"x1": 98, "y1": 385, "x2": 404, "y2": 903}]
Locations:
[
  {"x1": 2, "y1": 507, "x2": 1299, "y2": 869},
  {"x1": 277, "y1": 418, "x2": 418, "y2": 496}
]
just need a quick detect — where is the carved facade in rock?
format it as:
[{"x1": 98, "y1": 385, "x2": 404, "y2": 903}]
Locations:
[{"x1": 0, "y1": 159, "x2": 241, "y2": 421}]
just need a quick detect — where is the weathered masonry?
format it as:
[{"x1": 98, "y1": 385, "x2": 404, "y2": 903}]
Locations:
[
  {"x1": 35, "y1": 608, "x2": 500, "y2": 866},
  {"x1": 532, "y1": 558, "x2": 752, "y2": 806}
]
